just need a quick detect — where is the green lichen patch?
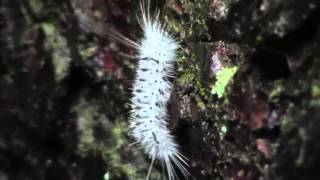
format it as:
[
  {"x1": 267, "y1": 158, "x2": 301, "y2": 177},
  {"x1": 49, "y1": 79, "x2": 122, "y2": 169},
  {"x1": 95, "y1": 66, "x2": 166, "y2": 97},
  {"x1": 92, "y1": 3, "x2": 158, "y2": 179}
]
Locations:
[
  {"x1": 42, "y1": 22, "x2": 71, "y2": 82},
  {"x1": 73, "y1": 99, "x2": 153, "y2": 179},
  {"x1": 211, "y1": 66, "x2": 238, "y2": 98},
  {"x1": 219, "y1": 125, "x2": 228, "y2": 139}
]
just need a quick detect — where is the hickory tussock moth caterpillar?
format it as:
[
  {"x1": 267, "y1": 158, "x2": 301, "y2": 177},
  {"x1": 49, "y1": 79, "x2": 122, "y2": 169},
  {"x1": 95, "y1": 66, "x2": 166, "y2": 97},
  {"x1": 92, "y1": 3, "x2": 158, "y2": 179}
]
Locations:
[{"x1": 125, "y1": 1, "x2": 189, "y2": 180}]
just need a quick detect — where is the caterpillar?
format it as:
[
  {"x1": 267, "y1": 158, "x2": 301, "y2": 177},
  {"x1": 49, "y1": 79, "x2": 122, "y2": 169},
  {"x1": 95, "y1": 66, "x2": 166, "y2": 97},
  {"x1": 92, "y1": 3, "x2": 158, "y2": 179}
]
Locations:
[{"x1": 125, "y1": 1, "x2": 189, "y2": 180}]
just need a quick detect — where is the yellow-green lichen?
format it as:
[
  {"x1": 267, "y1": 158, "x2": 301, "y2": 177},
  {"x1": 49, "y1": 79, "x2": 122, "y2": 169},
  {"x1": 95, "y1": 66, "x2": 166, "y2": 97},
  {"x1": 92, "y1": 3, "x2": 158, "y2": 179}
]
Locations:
[
  {"x1": 42, "y1": 22, "x2": 71, "y2": 82},
  {"x1": 80, "y1": 45, "x2": 97, "y2": 60},
  {"x1": 177, "y1": 71, "x2": 195, "y2": 85},
  {"x1": 195, "y1": 95, "x2": 206, "y2": 111},
  {"x1": 312, "y1": 85, "x2": 320, "y2": 98},
  {"x1": 211, "y1": 66, "x2": 238, "y2": 98},
  {"x1": 73, "y1": 99, "x2": 150, "y2": 179},
  {"x1": 103, "y1": 172, "x2": 110, "y2": 180},
  {"x1": 219, "y1": 125, "x2": 228, "y2": 139},
  {"x1": 269, "y1": 82, "x2": 285, "y2": 99}
]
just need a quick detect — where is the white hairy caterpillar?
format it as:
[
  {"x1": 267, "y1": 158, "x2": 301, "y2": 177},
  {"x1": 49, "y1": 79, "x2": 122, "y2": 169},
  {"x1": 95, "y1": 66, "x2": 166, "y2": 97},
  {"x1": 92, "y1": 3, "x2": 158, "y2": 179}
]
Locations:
[
  {"x1": 116, "y1": 1, "x2": 189, "y2": 180},
  {"x1": 77, "y1": 0, "x2": 189, "y2": 178}
]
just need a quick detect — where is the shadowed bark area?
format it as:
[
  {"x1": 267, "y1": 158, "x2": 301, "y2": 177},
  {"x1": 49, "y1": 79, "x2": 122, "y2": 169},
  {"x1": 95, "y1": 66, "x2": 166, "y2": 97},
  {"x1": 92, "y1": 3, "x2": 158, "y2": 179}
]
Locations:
[{"x1": 0, "y1": 0, "x2": 320, "y2": 179}]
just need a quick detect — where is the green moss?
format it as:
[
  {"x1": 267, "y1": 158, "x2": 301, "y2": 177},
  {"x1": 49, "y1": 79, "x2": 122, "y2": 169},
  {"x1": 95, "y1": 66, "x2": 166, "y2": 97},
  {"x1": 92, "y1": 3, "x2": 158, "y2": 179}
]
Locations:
[
  {"x1": 177, "y1": 70, "x2": 195, "y2": 85},
  {"x1": 211, "y1": 66, "x2": 238, "y2": 98},
  {"x1": 195, "y1": 95, "x2": 206, "y2": 110},
  {"x1": 182, "y1": 0, "x2": 211, "y2": 40},
  {"x1": 312, "y1": 85, "x2": 320, "y2": 98},
  {"x1": 310, "y1": 84, "x2": 320, "y2": 106},
  {"x1": 196, "y1": 77, "x2": 207, "y2": 98}
]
